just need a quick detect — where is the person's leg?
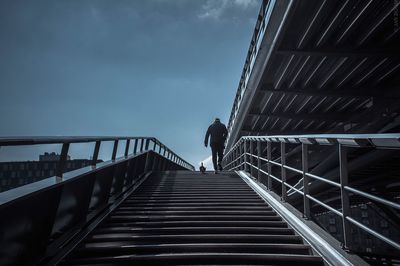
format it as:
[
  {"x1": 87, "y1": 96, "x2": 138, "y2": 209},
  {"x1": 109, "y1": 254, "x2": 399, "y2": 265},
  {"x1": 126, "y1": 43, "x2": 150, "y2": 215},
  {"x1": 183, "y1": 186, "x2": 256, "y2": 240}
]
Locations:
[
  {"x1": 217, "y1": 144, "x2": 224, "y2": 171},
  {"x1": 211, "y1": 144, "x2": 218, "y2": 171}
]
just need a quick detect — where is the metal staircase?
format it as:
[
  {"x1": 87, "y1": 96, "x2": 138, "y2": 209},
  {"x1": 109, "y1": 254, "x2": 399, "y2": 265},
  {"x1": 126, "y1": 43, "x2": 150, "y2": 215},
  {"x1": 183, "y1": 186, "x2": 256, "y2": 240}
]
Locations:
[{"x1": 62, "y1": 171, "x2": 324, "y2": 265}]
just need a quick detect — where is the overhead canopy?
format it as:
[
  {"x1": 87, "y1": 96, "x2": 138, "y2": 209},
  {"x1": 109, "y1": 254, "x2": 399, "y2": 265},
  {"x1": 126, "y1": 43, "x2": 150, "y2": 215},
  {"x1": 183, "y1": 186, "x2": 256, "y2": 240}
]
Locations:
[{"x1": 226, "y1": 0, "x2": 400, "y2": 150}]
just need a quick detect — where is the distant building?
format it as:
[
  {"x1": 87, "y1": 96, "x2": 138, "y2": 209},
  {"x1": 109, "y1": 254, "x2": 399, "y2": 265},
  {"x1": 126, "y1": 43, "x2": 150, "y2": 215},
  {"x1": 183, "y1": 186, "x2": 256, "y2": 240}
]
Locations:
[
  {"x1": 0, "y1": 153, "x2": 102, "y2": 192},
  {"x1": 39, "y1": 152, "x2": 71, "y2": 161}
]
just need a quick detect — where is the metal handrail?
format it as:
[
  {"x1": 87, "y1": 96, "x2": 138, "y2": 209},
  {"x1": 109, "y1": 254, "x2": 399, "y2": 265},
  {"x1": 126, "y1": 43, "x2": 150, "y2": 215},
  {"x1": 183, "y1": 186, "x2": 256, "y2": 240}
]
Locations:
[
  {"x1": 227, "y1": 0, "x2": 271, "y2": 137},
  {"x1": 222, "y1": 133, "x2": 400, "y2": 252},
  {"x1": 0, "y1": 136, "x2": 194, "y2": 172},
  {"x1": 0, "y1": 136, "x2": 194, "y2": 265}
]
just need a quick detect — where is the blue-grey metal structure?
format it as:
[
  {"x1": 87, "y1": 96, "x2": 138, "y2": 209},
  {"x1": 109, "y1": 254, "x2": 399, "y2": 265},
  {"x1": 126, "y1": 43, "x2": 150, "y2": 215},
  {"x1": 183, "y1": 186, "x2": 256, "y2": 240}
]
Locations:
[
  {"x1": 226, "y1": 0, "x2": 400, "y2": 151},
  {"x1": 0, "y1": 136, "x2": 193, "y2": 265},
  {"x1": 1, "y1": 0, "x2": 400, "y2": 265},
  {"x1": 223, "y1": 0, "x2": 400, "y2": 263}
]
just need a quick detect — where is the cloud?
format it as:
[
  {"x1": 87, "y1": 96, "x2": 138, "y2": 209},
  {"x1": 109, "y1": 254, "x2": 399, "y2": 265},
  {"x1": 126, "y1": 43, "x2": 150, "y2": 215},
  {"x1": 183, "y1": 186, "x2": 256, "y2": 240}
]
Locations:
[
  {"x1": 234, "y1": 0, "x2": 259, "y2": 8},
  {"x1": 198, "y1": 0, "x2": 259, "y2": 20}
]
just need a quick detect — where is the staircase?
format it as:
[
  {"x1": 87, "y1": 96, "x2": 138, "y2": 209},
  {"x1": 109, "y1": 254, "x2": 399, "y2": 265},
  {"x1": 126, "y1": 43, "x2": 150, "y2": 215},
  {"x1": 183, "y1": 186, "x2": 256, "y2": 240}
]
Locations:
[{"x1": 63, "y1": 171, "x2": 324, "y2": 265}]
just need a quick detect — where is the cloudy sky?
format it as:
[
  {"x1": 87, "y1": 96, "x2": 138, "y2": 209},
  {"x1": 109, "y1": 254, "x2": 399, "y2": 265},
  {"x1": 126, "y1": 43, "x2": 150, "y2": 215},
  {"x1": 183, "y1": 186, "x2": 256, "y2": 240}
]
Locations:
[{"x1": 0, "y1": 0, "x2": 260, "y2": 167}]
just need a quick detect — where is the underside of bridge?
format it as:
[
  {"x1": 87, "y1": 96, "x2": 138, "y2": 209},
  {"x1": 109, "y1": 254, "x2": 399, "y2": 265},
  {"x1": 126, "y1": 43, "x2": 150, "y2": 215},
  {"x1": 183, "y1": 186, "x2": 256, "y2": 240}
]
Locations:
[{"x1": 226, "y1": 0, "x2": 400, "y2": 150}]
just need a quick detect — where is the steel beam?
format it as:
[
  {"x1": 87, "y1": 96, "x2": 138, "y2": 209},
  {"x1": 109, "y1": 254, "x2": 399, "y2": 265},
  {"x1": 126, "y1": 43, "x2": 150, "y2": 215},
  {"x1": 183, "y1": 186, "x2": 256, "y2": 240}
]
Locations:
[
  {"x1": 247, "y1": 111, "x2": 360, "y2": 124},
  {"x1": 259, "y1": 86, "x2": 400, "y2": 99},
  {"x1": 275, "y1": 49, "x2": 400, "y2": 59}
]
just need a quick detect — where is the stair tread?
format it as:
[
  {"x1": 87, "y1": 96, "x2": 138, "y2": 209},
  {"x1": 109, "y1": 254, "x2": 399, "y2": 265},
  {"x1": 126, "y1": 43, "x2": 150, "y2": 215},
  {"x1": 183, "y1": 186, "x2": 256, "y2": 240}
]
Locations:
[
  {"x1": 68, "y1": 253, "x2": 324, "y2": 265},
  {"x1": 62, "y1": 171, "x2": 324, "y2": 265}
]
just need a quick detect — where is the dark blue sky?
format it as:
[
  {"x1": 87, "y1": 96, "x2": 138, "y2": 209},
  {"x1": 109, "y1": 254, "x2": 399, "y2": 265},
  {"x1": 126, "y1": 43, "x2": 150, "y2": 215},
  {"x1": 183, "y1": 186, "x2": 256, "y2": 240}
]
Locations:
[{"x1": 0, "y1": 0, "x2": 260, "y2": 166}]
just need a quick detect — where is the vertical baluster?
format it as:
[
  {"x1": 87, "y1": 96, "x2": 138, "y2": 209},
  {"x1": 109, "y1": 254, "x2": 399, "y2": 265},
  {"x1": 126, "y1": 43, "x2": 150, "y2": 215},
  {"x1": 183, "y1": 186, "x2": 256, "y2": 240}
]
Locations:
[
  {"x1": 133, "y1": 139, "x2": 138, "y2": 154},
  {"x1": 244, "y1": 140, "x2": 248, "y2": 172},
  {"x1": 140, "y1": 138, "x2": 144, "y2": 152},
  {"x1": 257, "y1": 140, "x2": 261, "y2": 182},
  {"x1": 124, "y1": 139, "x2": 130, "y2": 157},
  {"x1": 112, "y1": 140, "x2": 118, "y2": 160},
  {"x1": 339, "y1": 144, "x2": 351, "y2": 249},
  {"x1": 281, "y1": 142, "x2": 287, "y2": 201},
  {"x1": 250, "y1": 140, "x2": 254, "y2": 177},
  {"x1": 302, "y1": 143, "x2": 310, "y2": 219},
  {"x1": 267, "y1": 141, "x2": 272, "y2": 190},
  {"x1": 92, "y1": 141, "x2": 101, "y2": 165},
  {"x1": 57, "y1": 143, "x2": 70, "y2": 177}
]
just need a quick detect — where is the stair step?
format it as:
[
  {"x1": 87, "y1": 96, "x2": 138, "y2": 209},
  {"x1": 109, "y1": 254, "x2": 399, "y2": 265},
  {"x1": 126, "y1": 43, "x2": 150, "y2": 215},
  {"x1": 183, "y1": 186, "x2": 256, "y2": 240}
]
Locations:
[
  {"x1": 68, "y1": 253, "x2": 323, "y2": 265},
  {"x1": 100, "y1": 220, "x2": 289, "y2": 228},
  {"x1": 130, "y1": 196, "x2": 262, "y2": 199},
  {"x1": 108, "y1": 215, "x2": 282, "y2": 222},
  {"x1": 93, "y1": 227, "x2": 294, "y2": 235},
  {"x1": 134, "y1": 192, "x2": 257, "y2": 195},
  {"x1": 118, "y1": 206, "x2": 272, "y2": 211},
  {"x1": 76, "y1": 243, "x2": 312, "y2": 256},
  {"x1": 112, "y1": 210, "x2": 277, "y2": 215},
  {"x1": 86, "y1": 234, "x2": 304, "y2": 244},
  {"x1": 120, "y1": 202, "x2": 269, "y2": 207},
  {"x1": 124, "y1": 199, "x2": 265, "y2": 203}
]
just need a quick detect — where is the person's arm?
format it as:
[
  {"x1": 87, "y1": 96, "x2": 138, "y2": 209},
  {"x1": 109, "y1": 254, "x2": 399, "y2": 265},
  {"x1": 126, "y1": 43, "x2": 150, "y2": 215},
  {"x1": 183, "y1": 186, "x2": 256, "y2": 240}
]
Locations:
[{"x1": 204, "y1": 126, "x2": 211, "y2": 147}]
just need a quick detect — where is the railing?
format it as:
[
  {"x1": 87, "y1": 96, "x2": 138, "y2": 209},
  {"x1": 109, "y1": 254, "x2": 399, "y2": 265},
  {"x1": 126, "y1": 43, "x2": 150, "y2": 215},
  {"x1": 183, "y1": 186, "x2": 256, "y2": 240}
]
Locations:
[
  {"x1": 226, "y1": 0, "x2": 272, "y2": 139},
  {"x1": 0, "y1": 136, "x2": 194, "y2": 174},
  {"x1": 223, "y1": 133, "x2": 400, "y2": 252},
  {"x1": 0, "y1": 136, "x2": 194, "y2": 265}
]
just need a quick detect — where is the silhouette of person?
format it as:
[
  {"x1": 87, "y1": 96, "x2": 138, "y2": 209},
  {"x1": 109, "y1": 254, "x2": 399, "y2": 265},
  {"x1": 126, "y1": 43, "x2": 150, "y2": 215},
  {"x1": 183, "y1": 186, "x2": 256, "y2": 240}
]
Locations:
[
  {"x1": 204, "y1": 118, "x2": 228, "y2": 174},
  {"x1": 199, "y1": 162, "x2": 206, "y2": 174}
]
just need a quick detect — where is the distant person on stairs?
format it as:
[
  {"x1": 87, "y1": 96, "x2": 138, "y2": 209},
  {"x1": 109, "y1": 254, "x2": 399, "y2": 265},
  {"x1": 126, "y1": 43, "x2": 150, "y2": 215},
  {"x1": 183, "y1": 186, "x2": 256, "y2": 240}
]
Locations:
[
  {"x1": 204, "y1": 118, "x2": 228, "y2": 174},
  {"x1": 199, "y1": 162, "x2": 206, "y2": 174}
]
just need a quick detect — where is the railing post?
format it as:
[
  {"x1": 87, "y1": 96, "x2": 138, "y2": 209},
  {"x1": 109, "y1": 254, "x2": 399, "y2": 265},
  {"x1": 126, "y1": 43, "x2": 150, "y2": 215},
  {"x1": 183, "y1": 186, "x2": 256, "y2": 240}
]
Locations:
[
  {"x1": 267, "y1": 141, "x2": 272, "y2": 190},
  {"x1": 92, "y1": 141, "x2": 101, "y2": 165},
  {"x1": 152, "y1": 140, "x2": 157, "y2": 151},
  {"x1": 140, "y1": 138, "x2": 144, "y2": 152},
  {"x1": 133, "y1": 139, "x2": 138, "y2": 154},
  {"x1": 112, "y1": 140, "x2": 118, "y2": 160},
  {"x1": 250, "y1": 140, "x2": 254, "y2": 177},
  {"x1": 238, "y1": 143, "x2": 242, "y2": 170},
  {"x1": 257, "y1": 140, "x2": 261, "y2": 182},
  {"x1": 234, "y1": 146, "x2": 237, "y2": 170},
  {"x1": 124, "y1": 139, "x2": 130, "y2": 157},
  {"x1": 281, "y1": 142, "x2": 287, "y2": 201},
  {"x1": 244, "y1": 140, "x2": 248, "y2": 172},
  {"x1": 235, "y1": 143, "x2": 242, "y2": 170},
  {"x1": 339, "y1": 144, "x2": 351, "y2": 250},
  {"x1": 145, "y1": 139, "x2": 150, "y2": 150},
  {"x1": 237, "y1": 145, "x2": 240, "y2": 170},
  {"x1": 238, "y1": 144, "x2": 240, "y2": 170},
  {"x1": 302, "y1": 143, "x2": 310, "y2": 219},
  {"x1": 57, "y1": 143, "x2": 70, "y2": 177}
]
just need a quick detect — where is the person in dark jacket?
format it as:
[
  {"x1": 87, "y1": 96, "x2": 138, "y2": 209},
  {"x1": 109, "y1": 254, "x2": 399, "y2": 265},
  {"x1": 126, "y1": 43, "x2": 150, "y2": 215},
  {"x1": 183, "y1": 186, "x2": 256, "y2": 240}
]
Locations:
[
  {"x1": 204, "y1": 118, "x2": 228, "y2": 174},
  {"x1": 199, "y1": 162, "x2": 206, "y2": 174}
]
